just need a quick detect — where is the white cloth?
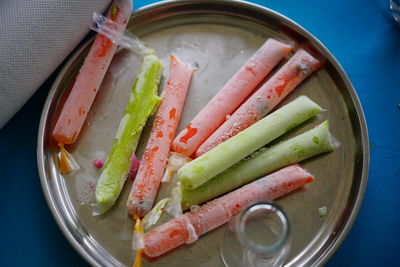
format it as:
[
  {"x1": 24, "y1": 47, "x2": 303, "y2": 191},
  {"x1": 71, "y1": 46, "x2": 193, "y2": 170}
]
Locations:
[{"x1": 0, "y1": 0, "x2": 113, "y2": 129}]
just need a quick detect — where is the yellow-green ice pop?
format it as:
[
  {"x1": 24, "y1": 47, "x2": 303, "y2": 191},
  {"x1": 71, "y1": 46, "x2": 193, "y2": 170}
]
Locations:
[{"x1": 95, "y1": 54, "x2": 163, "y2": 214}]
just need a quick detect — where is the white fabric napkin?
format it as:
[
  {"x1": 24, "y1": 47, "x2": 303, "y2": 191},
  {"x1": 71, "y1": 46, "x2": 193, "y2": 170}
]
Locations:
[{"x1": 0, "y1": 0, "x2": 113, "y2": 129}]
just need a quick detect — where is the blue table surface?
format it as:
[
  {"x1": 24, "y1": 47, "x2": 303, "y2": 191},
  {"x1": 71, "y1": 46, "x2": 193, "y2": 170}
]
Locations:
[{"x1": 1, "y1": 0, "x2": 399, "y2": 266}]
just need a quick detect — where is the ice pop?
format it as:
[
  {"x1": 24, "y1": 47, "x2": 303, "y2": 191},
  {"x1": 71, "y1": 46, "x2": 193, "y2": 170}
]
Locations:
[
  {"x1": 178, "y1": 96, "x2": 323, "y2": 190},
  {"x1": 172, "y1": 39, "x2": 292, "y2": 156},
  {"x1": 196, "y1": 49, "x2": 323, "y2": 157},
  {"x1": 181, "y1": 121, "x2": 334, "y2": 209},
  {"x1": 127, "y1": 55, "x2": 194, "y2": 217},
  {"x1": 52, "y1": 0, "x2": 132, "y2": 145},
  {"x1": 143, "y1": 164, "x2": 314, "y2": 258},
  {"x1": 95, "y1": 55, "x2": 163, "y2": 214}
]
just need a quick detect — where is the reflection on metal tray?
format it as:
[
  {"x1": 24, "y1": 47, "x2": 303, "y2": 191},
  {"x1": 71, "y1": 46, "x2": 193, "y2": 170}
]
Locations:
[{"x1": 37, "y1": 0, "x2": 369, "y2": 266}]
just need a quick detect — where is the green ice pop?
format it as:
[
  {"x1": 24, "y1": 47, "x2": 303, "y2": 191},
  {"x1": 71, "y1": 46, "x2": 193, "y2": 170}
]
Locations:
[
  {"x1": 95, "y1": 55, "x2": 163, "y2": 214},
  {"x1": 181, "y1": 120, "x2": 334, "y2": 209},
  {"x1": 178, "y1": 96, "x2": 323, "y2": 190}
]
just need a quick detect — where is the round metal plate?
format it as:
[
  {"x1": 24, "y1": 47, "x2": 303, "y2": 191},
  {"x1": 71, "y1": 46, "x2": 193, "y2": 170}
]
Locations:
[{"x1": 37, "y1": 1, "x2": 369, "y2": 266}]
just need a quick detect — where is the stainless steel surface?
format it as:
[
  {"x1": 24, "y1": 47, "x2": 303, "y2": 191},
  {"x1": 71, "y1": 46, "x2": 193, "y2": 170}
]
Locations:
[{"x1": 37, "y1": 1, "x2": 369, "y2": 266}]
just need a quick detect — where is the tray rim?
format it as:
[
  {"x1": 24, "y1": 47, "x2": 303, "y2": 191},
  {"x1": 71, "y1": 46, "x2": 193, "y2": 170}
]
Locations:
[{"x1": 37, "y1": 0, "x2": 370, "y2": 266}]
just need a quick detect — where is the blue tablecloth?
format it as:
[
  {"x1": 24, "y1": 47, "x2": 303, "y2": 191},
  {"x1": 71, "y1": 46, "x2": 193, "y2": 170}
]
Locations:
[{"x1": 1, "y1": 0, "x2": 399, "y2": 266}]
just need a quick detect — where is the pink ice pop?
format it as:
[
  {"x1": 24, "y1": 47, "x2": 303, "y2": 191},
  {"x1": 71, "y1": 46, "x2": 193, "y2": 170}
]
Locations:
[
  {"x1": 127, "y1": 55, "x2": 194, "y2": 217},
  {"x1": 52, "y1": 0, "x2": 132, "y2": 145},
  {"x1": 196, "y1": 49, "x2": 324, "y2": 157},
  {"x1": 143, "y1": 164, "x2": 314, "y2": 257},
  {"x1": 171, "y1": 39, "x2": 292, "y2": 156}
]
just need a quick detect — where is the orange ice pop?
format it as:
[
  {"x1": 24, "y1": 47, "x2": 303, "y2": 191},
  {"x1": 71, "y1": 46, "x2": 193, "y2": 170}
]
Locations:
[
  {"x1": 127, "y1": 55, "x2": 194, "y2": 217},
  {"x1": 196, "y1": 49, "x2": 324, "y2": 157},
  {"x1": 143, "y1": 164, "x2": 314, "y2": 257},
  {"x1": 52, "y1": 0, "x2": 132, "y2": 145},
  {"x1": 171, "y1": 39, "x2": 292, "y2": 157}
]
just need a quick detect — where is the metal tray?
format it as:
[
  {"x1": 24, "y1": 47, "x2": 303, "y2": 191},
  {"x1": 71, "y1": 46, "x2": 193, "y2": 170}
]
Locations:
[{"x1": 37, "y1": 1, "x2": 369, "y2": 266}]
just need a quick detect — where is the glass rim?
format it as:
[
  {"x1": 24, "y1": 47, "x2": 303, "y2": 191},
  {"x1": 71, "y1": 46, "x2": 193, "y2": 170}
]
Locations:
[{"x1": 235, "y1": 200, "x2": 291, "y2": 254}]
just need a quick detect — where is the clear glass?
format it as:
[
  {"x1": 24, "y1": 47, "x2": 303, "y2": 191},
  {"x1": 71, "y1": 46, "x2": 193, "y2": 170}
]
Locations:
[
  {"x1": 390, "y1": 0, "x2": 400, "y2": 22},
  {"x1": 220, "y1": 200, "x2": 291, "y2": 267}
]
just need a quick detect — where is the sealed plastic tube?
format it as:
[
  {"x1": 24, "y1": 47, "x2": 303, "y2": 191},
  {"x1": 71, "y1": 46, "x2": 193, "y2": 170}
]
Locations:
[
  {"x1": 181, "y1": 120, "x2": 334, "y2": 209},
  {"x1": 144, "y1": 164, "x2": 313, "y2": 258},
  {"x1": 178, "y1": 96, "x2": 323, "y2": 190},
  {"x1": 171, "y1": 39, "x2": 292, "y2": 157},
  {"x1": 127, "y1": 55, "x2": 193, "y2": 217},
  {"x1": 196, "y1": 49, "x2": 324, "y2": 157}
]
